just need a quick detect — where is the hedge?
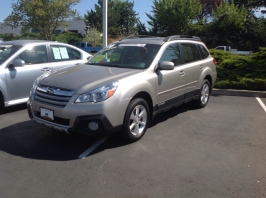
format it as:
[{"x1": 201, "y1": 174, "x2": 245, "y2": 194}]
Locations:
[{"x1": 209, "y1": 48, "x2": 266, "y2": 91}]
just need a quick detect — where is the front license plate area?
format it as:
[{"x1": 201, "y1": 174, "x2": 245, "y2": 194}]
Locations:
[{"x1": 40, "y1": 107, "x2": 54, "y2": 121}]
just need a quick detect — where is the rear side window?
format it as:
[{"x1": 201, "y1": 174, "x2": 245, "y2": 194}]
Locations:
[
  {"x1": 50, "y1": 45, "x2": 81, "y2": 62},
  {"x1": 197, "y1": 44, "x2": 209, "y2": 59},
  {"x1": 180, "y1": 43, "x2": 200, "y2": 64}
]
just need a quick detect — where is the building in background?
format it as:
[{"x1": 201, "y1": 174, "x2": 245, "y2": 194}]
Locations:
[{"x1": 0, "y1": 20, "x2": 86, "y2": 36}]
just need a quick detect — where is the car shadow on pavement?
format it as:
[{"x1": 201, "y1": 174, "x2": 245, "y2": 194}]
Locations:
[
  {"x1": 89, "y1": 103, "x2": 200, "y2": 156},
  {"x1": 0, "y1": 120, "x2": 101, "y2": 161},
  {"x1": 0, "y1": 103, "x2": 27, "y2": 115},
  {"x1": 149, "y1": 103, "x2": 198, "y2": 128},
  {"x1": 0, "y1": 103, "x2": 199, "y2": 160}
]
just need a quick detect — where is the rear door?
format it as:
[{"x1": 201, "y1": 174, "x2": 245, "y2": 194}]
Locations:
[
  {"x1": 48, "y1": 44, "x2": 85, "y2": 70},
  {"x1": 179, "y1": 43, "x2": 203, "y2": 99},
  {"x1": 5, "y1": 44, "x2": 50, "y2": 102},
  {"x1": 155, "y1": 43, "x2": 187, "y2": 110}
]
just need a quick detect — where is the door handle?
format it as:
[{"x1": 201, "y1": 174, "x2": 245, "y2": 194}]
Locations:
[
  {"x1": 75, "y1": 63, "x2": 80, "y2": 65},
  {"x1": 41, "y1": 67, "x2": 51, "y2": 72},
  {"x1": 200, "y1": 65, "x2": 204, "y2": 70},
  {"x1": 179, "y1": 71, "x2": 185, "y2": 76}
]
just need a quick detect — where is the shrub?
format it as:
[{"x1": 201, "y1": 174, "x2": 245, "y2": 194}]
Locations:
[
  {"x1": 210, "y1": 48, "x2": 266, "y2": 91},
  {"x1": 83, "y1": 28, "x2": 102, "y2": 47},
  {"x1": 52, "y1": 32, "x2": 83, "y2": 44}
]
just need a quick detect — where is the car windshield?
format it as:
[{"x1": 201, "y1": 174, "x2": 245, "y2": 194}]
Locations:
[
  {"x1": 87, "y1": 43, "x2": 161, "y2": 69},
  {"x1": 0, "y1": 44, "x2": 22, "y2": 64}
]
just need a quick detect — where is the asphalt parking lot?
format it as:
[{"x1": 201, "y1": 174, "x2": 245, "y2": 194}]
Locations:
[{"x1": 0, "y1": 95, "x2": 266, "y2": 198}]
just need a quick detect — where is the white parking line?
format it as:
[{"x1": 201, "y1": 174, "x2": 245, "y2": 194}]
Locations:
[
  {"x1": 256, "y1": 97, "x2": 266, "y2": 112},
  {"x1": 78, "y1": 134, "x2": 112, "y2": 159}
]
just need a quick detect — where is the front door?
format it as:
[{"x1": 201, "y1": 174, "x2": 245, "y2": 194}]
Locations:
[
  {"x1": 155, "y1": 43, "x2": 187, "y2": 111},
  {"x1": 5, "y1": 45, "x2": 49, "y2": 103}
]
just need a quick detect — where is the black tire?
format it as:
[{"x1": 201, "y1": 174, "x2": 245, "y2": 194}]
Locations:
[
  {"x1": 122, "y1": 98, "x2": 150, "y2": 142},
  {"x1": 194, "y1": 79, "x2": 211, "y2": 108},
  {"x1": 0, "y1": 92, "x2": 4, "y2": 111}
]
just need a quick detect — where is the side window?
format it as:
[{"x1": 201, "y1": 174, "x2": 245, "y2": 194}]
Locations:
[
  {"x1": 17, "y1": 45, "x2": 48, "y2": 64},
  {"x1": 71, "y1": 48, "x2": 82, "y2": 60},
  {"x1": 197, "y1": 44, "x2": 209, "y2": 59},
  {"x1": 180, "y1": 43, "x2": 200, "y2": 64},
  {"x1": 50, "y1": 45, "x2": 80, "y2": 62},
  {"x1": 159, "y1": 43, "x2": 181, "y2": 66},
  {"x1": 81, "y1": 43, "x2": 85, "y2": 48}
]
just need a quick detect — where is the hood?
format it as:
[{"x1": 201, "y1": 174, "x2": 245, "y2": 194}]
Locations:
[{"x1": 40, "y1": 64, "x2": 142, "y2": 94}]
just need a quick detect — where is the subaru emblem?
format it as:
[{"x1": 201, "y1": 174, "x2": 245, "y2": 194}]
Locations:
[{"x1": 47, "y1": 88, "x2": 54, "y2": 95}]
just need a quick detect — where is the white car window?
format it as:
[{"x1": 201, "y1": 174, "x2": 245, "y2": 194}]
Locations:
[
  {"x1": 17, "y1": 45, "x2": 48, "y2": 65},
  {"x1": 50, "y1": 45, "x2": 81, "y2": 62}
]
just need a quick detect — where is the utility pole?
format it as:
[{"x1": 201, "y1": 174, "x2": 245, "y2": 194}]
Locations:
[{"x1": 103, "y1": 0, "x2": 108, "y2": 48}]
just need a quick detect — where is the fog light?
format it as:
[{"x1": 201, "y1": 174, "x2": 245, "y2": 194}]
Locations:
[{"x1": 88, "y1": 121, "x2": 99, "y2": 131}]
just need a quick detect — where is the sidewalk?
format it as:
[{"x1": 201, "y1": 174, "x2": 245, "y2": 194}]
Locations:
[{"x1": 211, "y1": 88, "x2": 266, "y2": 98}]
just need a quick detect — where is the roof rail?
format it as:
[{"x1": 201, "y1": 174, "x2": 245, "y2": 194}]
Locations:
[
  {"x1": 163, "y1": 35, "x2": 201, "y2": 42},
  {"x1": 119, "y1": 35, "x2": 157, "y2": 41}
]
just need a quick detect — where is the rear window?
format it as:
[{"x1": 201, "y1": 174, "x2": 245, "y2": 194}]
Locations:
[{"x1": 0, "y1": 45, "x2": 22, "y2": 64}]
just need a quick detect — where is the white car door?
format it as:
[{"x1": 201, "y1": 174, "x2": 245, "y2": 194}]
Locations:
[
  {"x1": 49, "y1": 44, "x2": 87, "y2": 70},
  {"x1": 5, "y1": 44, "x2": 50, "y2": 103}
]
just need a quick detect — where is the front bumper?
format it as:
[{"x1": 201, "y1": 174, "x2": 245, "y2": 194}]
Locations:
[{"x1": 27, "y1": 95, "x2": 127, "y2": 135}]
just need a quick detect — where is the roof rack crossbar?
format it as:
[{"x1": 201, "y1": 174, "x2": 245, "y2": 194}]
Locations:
[
  {"x1": 119, "y1": 35, "x2": 157, "y2": 41},
  {"x1": 163, "y1": 35, "x2": 201, "y2": 42}
]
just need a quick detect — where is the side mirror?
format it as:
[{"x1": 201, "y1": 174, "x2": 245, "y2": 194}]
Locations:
[
  {"x1": 87, "y1": 56, "x2": 92, "y2": 62},
  {"x1": 11, "y1": 59, "x2": 25, "y2": 67},
  {"x1": 158, "y1": 61, "x2": 174, "y2": 70}
]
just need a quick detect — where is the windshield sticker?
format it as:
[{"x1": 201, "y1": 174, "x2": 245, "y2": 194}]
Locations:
[
  {"x1": 52, "y1": 48, "x2": 62, "y2": 59},
  {"x1": 106, "y1": 43, "x2": 116, "y2": 49},
  {"x1": 59, "y1": 47, "x2": 69, "y2": 59},
  {"x1": 119, "y1": 44, "x2": 146, "y2": 47}
]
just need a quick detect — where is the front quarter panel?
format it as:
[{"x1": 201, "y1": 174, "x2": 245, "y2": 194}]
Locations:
[{"x1": 113, "y1": 70, "x2": 156, "y2": 119}]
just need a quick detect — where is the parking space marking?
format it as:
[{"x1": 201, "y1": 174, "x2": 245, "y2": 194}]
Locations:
[
  {"x1": 256, "y1": 97, "x2": 266, "y2": 112},
  {"x1": 78, "y1": 134, "x2": 112, "y2": 159}
]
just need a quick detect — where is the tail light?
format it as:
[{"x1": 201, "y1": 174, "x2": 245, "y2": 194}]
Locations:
[{"x1": 213, "y1": 58, "x2": 217, "y2": 65}]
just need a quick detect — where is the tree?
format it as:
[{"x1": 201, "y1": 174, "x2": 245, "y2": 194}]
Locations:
[
  {"x1": 147, "y1": 0, "x2": 201, "y2": 35},
  {"x1": 84, "y1": 0, "x2": 139, "y2": 37},
  {"x1": 4, "y1": 0, "x2": 80, "y2": 41},
  {"x1": 83, "y1": 28, "x2": 102, "y2": 46},
  {"x1": 206, "y1": 1, "x2": 250, "y2": 48},
  {"x1": 198, "y1": 0, "x2": 223, "y2": 20},
  {"x1": 228, "y1": 0, "x2": 266, "y2": 14},
  {"x1": 136, "y1": 21, "x2": 148, "y2": 35}
]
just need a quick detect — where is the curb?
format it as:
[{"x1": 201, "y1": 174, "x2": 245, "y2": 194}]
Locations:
[{"x1": 211, "y1": 89, "x2": 266, "y2": 98}]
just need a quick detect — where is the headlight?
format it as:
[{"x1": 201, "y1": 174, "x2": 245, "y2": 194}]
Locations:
[{"x1": 75, "y1": 81, "x2": 118, "y2": 103}]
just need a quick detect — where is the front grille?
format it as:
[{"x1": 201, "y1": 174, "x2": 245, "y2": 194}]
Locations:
[
  {"x1": 34, "y1": 84, "x2": 74, "y2": 108},
  {"x1": 34, "y1": 112, "x2": 70, "y2": 126}
]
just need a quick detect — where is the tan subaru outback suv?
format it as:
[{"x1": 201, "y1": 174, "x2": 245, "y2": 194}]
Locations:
[{"x1": 28, "y1": 35, "x2": 217, "y2": 142}]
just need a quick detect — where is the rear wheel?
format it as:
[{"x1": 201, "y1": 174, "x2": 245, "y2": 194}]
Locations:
[
  {"x1": 194, "y1": 79, "x2": 210, "y2": 108},
  {"x1": 122, "y1": 98, "x2": 150, "y2": 142}
]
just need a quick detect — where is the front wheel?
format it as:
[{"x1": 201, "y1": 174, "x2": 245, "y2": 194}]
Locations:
[
  {"x1": 194, "y1": 79, "x2": 211, "y2": 108},
  {"x1": 122, "y1": 98, "x2": 150, "y2": 142}
]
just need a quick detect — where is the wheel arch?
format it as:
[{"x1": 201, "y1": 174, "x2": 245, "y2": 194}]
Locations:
[
  {"x1": 131, "y1": 91, "x2": 154, "y2": 118},
  {"x1": 204, "y1": 75, "x2": 213, "y2": 92}
]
